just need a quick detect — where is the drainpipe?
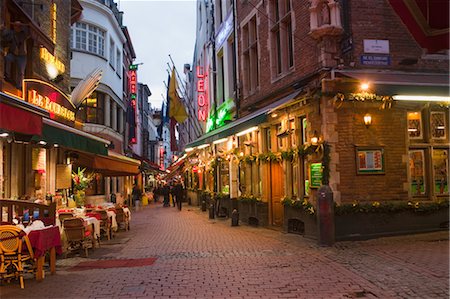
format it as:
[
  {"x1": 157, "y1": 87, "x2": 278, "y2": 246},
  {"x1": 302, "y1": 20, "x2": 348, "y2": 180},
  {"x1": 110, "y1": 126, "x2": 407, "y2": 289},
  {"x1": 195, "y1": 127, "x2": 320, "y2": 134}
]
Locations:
[{"x1": 211, "y1": 0, "x2": 218, "y2": 131}]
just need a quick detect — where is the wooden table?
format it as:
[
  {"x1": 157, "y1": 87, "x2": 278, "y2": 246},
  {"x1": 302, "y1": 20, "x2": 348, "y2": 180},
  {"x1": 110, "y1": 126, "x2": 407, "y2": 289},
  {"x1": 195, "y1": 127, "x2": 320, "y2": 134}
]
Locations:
[{"x1": 27, "y1": 226, "x2": 62, "y2": 281}]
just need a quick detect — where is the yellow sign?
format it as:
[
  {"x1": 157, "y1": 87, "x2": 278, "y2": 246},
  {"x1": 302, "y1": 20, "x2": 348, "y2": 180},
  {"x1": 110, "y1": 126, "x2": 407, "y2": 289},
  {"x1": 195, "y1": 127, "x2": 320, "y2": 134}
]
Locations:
[
  {"x1": 40, "y1": 48, "x2": 65, "y2": 74},
  {"x1": 28, "y1": 89, "x2": 75, "y2": 122}
]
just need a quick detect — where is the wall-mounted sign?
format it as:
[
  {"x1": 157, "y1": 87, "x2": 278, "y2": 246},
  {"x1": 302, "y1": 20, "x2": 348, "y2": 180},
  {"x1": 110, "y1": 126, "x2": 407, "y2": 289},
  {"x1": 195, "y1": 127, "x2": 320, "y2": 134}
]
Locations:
[
  {"x1": 206, "y1": 98, "x2": 235, "y2": 133},
  {"x1": 128, "y1": 68, "x2": 137, "y2": 144},
  {"x1": 40, "y1": 48, "x2": 65, "y2": 74},
  {"x1": 360, "y1": 55, "x2": 391, "y2": 66},
  {"x1": 23, "y1": 79, "x2": 75, "y2": 126},
  {"x1": 363, "y1": 39, "x2": 389, "y2": 54},
  {"x1": 356, "y1": 147, "x2": 385, "y2": 174},
  {"x1": 215, "y1": 12, "x2": 233, "y2": 49},
  {"x1": 197, "y1": 66, "x2": 208, "y2": 122},
  {"x1": 310, "y1": 163, "x2": 323, "y2": 188}
]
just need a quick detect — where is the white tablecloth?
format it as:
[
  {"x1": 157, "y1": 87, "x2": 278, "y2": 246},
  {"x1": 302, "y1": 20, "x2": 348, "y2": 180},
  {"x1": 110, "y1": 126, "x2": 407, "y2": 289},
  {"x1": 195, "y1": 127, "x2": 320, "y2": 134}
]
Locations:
[
  {"x1": 107, "y1": 210, "x2": 118, "y2": 231},
  {"x1": 82, "y1": 216, "x2": 100, "y2": 240},
  {"x1": 123, "y1": 207, "x2": 131, "y2": 221}
]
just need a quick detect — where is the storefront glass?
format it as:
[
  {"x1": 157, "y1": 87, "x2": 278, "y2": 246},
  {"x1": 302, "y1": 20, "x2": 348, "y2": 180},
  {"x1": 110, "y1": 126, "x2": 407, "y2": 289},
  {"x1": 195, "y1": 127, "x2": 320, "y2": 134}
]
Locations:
[
  {"x1": 219, "y1": 161, "x2": 230, "y2": 194},
  {"x1": 431, "y1": 112, "x2": 446, "y2": 139},
  {"x1": 433, "y1": 149, "x2": 448, "y2": 195},
  {"x1": 409, "y1": 150, "x2": 426, "y2": 196},
  {"x1": 407, "y1": 112, "x2": 422, "y2": 139}
]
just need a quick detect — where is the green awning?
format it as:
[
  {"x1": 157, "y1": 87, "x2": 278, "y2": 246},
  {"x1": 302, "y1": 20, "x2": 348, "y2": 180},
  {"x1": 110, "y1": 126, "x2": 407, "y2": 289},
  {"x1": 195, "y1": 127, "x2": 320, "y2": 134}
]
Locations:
[
  {"x1": 186, "y1": 90, "x2": 301, "y2": 148},
  {"x1": 35, "y1": 124, "x2": 108, "y2": 155}
]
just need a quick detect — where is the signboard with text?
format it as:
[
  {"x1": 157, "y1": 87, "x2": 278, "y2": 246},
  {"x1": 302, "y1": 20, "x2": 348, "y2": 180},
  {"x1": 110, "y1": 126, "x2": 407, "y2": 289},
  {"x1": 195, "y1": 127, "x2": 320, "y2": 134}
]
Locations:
[
  {"x1": 23, "y1": 79, "x2": 76, "y2": 126},
  {"x1": 360, "y1": 55, "x2": 391, "y2": 66},
  {"x1": 310, "y1": 163, "x2": 323, "y2": 188}
]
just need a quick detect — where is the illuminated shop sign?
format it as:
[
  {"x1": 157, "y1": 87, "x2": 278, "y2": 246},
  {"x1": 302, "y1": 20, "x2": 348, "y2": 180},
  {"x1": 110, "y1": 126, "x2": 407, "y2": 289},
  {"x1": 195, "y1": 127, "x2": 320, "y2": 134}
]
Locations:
[
  {"x1": 128, "y1": 68, "x2": 137, "y2": 144},
  {"x1": 197, "y1": 66, "x2": 208, "y2": 122},
  {"x1": 215, "y1": 12, "x2": 233, "y2": 49},
  {"x1": 23, "y1": 79, "x2": 75, "y2": 126},
  {"x1": 206, "y1": 98, "x2": 235, "y2": 133},
  {"x1": 40, "y1": 48, "x2": 65, "y2": 74}
]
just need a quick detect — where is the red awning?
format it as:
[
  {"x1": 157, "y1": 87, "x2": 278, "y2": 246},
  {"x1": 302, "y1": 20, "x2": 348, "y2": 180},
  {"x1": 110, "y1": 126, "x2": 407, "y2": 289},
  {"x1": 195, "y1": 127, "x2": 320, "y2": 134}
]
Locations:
[{"x1": 0, "y1": 103, "x2": 42, "y2": 135}]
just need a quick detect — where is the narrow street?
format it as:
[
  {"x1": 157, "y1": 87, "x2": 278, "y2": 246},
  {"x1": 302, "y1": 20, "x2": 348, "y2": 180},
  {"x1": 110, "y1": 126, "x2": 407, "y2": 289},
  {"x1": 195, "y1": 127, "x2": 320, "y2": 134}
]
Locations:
[{"x1": 2, "y1": 203, "x2": 448, "y2": 299}]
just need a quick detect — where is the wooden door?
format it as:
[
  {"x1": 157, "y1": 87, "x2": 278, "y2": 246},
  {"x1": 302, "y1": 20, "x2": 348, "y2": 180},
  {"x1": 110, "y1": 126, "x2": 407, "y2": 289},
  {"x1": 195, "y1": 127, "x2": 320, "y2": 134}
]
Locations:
[{"x1": 270, "y1": 162, "x2": 284, "y2": 226}]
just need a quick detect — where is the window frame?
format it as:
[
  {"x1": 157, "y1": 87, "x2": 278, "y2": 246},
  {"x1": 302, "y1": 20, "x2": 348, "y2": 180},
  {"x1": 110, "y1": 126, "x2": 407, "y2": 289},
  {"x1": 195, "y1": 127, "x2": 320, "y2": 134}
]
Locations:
[{"x1": 71, "y1": 22, "x2": 105, "y2": 57}]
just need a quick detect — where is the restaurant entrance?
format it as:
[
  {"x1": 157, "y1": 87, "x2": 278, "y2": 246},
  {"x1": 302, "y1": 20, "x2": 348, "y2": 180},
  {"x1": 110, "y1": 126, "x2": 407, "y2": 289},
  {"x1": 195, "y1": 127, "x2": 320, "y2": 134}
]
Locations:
[{"x1": 270, "y1": 162, "x2": 284, "y2": 226}]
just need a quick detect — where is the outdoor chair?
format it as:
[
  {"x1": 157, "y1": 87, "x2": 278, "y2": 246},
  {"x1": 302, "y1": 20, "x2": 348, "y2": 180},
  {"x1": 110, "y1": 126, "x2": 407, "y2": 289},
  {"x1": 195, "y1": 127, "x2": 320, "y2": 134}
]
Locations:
[
  {"x1": 63, "y1": 218, "x2": 94, "y2": 258},
  {"x1": 58, "y1": 212, "x2": 74, "y2": 227},
  {"x1": 95, "y1": 210, "x2": 112, "y2": 240},
  {"x1": 0, "y1": 225, "x2": 35, "y2": 289},
  {"x1": 115, "y1": 207, "x2": 130, "y2": 231}
]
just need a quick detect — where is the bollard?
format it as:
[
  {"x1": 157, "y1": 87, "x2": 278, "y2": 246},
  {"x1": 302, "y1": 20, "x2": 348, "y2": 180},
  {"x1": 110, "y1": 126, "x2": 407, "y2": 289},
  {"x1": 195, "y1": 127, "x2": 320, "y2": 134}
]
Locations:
[
  {"x1": 208, "y1": 203, "x2": 215, "y2": 219},
  {"x1": 201, "y1": 200, "x2": 207, "y2": 212},
  {"x1": 231, "y1": 209, "x2": 239, "y2": 226},
  {"x1": 317, "y1": 185, "x2": 335, "y2": 246}
]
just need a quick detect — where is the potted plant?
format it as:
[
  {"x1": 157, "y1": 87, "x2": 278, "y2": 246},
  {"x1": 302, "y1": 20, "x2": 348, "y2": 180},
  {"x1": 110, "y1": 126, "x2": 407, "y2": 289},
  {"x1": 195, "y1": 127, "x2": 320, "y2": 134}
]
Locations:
[{"x1": 71, "y1": 167, "x2": 94, "y2": 207}]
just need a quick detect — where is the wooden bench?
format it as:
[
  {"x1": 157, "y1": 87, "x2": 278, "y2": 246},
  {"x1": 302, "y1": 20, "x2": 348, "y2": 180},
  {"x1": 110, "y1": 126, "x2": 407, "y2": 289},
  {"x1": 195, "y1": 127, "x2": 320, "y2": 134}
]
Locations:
[{"x1": 0, "y1": 199, "x2": 56, "y2": 226}]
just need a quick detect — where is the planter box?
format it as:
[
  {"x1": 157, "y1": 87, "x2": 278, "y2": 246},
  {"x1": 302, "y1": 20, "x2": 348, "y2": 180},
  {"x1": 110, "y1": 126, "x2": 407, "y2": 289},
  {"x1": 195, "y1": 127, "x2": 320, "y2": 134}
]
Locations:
[
  {"x1": 335, "y1": 208, "x2": 449, "y2": 241},
  {"x1": 237, "y1": 201, "x2": 269, "y2": 227},
  {"x1": 283, "y1": 205, "x2": 317, "y2": 239},
  {"x1": 187, "y1": 190, "x2": 198, "y2": 206},
  {"x1": 216, "y1": 196, "x2": 232, "y2": 218}
]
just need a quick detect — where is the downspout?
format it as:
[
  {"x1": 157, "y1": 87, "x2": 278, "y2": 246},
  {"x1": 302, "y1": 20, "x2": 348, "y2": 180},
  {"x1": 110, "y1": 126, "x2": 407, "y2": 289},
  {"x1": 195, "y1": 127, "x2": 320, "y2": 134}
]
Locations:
[
  {"x1": 210, "y1": 0, "x2": 218, "y2": 131},
  {"x1": 232, "y1": 0, "x2": 240, "y2": 118}
]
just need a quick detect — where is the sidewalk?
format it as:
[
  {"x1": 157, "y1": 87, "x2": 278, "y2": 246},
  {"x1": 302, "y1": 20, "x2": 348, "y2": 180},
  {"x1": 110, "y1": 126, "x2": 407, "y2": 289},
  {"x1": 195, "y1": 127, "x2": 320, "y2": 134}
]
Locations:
[{"x1": 1, "y1": 202, "x2": 448, "y2": 298}]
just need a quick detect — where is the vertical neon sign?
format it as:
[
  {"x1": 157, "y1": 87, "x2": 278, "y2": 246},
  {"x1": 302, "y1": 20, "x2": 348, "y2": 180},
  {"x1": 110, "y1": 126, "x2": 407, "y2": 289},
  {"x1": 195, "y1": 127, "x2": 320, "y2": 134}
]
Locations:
[
  {"x1": 197, "y1": 66, "x2": 208, "y2": 122},
  {"x1": 129, "y1": 66, "x2": 137, "y2": 144}
]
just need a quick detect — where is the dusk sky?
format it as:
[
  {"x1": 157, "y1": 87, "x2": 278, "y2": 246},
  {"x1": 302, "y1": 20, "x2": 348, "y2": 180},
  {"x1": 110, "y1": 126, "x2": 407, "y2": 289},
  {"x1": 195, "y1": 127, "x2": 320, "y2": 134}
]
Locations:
[{"x1": 119, "y1": 0, "x2": 197, "y2": 110}]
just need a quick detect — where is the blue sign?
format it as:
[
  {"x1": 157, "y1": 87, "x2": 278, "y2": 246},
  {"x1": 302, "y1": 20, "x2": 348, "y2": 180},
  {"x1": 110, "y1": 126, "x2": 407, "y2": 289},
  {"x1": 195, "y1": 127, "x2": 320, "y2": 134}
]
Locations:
[
  {"x1": 360, "y1": 55, "x2": 391, "y2": 66},
  {"x1": 215, "y1": 12, "x2": 233, "y2": 49}
]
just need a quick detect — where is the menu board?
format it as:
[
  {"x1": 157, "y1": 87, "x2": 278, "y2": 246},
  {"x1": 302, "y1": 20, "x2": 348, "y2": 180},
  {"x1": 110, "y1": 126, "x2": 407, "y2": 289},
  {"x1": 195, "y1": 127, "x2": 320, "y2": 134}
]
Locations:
[
  {"x1": 56, "y1": 164, "x2": 72, "y2": 189},
  {"x1": 310, "y1": 163, "x2": 322, "y2": 188}
]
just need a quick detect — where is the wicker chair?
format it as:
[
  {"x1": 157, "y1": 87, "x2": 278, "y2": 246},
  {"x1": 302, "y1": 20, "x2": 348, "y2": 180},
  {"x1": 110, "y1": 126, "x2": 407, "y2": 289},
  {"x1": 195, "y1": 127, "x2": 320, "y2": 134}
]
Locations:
[
  {"x1": 58, "y1": 212, "x2": 74, "y2": 226},
  {"x1": 63, "y1": 218, "x2": 94, "y2": 257},
  {"x1": 115, "y1": 207, "x2": 130, "y2": 231},
  {"x1": 0, "y1": 225, "x2": 35, "y2": 289},
  {"x1": 95, "y1": 210, "x2": 112, "y2": 240}
]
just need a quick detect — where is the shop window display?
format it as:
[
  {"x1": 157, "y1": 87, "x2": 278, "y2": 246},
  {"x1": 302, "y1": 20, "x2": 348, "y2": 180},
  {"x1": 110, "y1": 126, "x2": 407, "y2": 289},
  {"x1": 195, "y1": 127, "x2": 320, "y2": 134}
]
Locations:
[
  {"x1": 432, "y1": 149, "x2": 448, "y2": 195},
  {"x1": 409, "y1": 150, "x2": 426, "y2": 196},
  {"x1": 407, "y1": 112, "x2": 422, "y2": 139},
  {"x1": 431, "y1": 111, "x2": 446, "y2": 139}
]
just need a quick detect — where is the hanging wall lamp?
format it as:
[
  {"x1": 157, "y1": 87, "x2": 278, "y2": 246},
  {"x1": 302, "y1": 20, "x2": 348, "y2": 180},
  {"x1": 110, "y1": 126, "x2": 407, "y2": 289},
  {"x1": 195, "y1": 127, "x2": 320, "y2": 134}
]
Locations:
[{"x1": 364, "y1": 114, "x2": 372, "y2": 128}]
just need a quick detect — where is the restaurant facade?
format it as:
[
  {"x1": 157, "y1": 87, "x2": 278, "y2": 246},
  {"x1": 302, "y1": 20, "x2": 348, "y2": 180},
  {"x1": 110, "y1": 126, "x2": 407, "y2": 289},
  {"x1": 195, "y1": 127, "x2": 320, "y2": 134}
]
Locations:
[
  {"x1": 183, "y1": 0, "x2": 449, "y2": 238},
  {"x1": 0, "y1": 0, "x2": 141, "y2": 206}
]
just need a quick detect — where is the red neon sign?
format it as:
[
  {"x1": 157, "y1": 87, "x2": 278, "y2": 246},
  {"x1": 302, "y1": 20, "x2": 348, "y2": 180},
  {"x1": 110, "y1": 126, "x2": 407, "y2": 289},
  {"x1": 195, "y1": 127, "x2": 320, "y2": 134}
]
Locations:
[
  {"x1": 129, "y1": 70, "x2": 137, "y2": 94},
  {"x1": 196, "y1": 66, "x2": 208, "y2": 122}
]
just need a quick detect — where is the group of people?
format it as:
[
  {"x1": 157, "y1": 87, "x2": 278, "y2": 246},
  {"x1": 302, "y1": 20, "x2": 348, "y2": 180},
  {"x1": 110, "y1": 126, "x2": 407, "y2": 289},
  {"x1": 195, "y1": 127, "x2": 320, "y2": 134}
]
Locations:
[{"x1": 153, "y1": 180, "x2": 185, "y2": 211}]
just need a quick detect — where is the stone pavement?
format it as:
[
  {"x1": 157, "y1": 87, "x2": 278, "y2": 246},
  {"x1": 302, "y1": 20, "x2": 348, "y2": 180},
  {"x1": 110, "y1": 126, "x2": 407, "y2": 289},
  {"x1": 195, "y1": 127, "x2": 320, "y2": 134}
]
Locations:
[{"x1": 1, "y1": 202, "x2": 448, "y2": 299}]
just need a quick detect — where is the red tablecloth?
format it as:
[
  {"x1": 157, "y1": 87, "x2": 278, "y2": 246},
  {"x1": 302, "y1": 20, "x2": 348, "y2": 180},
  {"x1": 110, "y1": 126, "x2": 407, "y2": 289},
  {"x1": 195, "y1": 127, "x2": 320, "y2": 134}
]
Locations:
[{"x1": 28, "y1": 226, "x2": 62, "y2": 258}]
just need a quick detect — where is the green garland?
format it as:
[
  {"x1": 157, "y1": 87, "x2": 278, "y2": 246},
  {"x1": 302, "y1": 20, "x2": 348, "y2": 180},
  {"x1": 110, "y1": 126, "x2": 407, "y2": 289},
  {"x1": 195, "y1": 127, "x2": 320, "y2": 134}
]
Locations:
[
  {"x1": 281, "y1": 197, "x2": 315, "y2": 215},
  {"x1": 335, "y1": 200, "x2": 449, "y2": 215},
  {"x1": 237, "y1": 195, "x2": 262, "y2": 203}
]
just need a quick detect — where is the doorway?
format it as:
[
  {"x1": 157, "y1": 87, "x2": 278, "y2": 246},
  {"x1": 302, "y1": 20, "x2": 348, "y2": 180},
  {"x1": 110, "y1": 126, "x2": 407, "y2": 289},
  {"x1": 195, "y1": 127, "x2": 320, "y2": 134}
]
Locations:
[{"x1": 270, "y1": 161, "x2": 284, "y2": 226}]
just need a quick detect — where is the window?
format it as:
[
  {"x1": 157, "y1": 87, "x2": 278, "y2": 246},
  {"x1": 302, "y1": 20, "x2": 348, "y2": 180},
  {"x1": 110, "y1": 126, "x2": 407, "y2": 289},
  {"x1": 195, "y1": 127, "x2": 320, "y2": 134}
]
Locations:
[
  {"x1": 71, "y1": 22, "x2": 105, "y2": 56},
  {"x1": 409, "y1": 150, "x2": 426, "y2": 196},
  {"x1": 431, "y1": 111, "x2": 446, "y2": 139},
  {"x1": 433, "y1": 149, "x2": 448, "y2": 195},
  {"x1": 269, "y1": 0, "x2": 293, "y2": 76},
  {"x1": 407, "y1": 112, "x2": 422, "y2": 139},
  {"x1": 77, "y1": 91, "x2": 104, "y2": 124},
  {"x1": 276, "y1": 124, "x2": 284, "y2": 150},
  {"x1": 265, "y1": 128, "x2": 272, "y2": 152},
  {"x1": 242, "y1": 15, "x2": 259, "y2": 95},
  {"x1": 217, "y1": 51, "x2": 225, "y2": 104},
  {"x1": 289, "y1": 119, "x2": 296, "y2": 147},
  {"x1": 109, "y1": 38, "x2": 115, "y2": 69},
  {"x1": 116, "y1": 48, "x2": 121, "y2": 75}
]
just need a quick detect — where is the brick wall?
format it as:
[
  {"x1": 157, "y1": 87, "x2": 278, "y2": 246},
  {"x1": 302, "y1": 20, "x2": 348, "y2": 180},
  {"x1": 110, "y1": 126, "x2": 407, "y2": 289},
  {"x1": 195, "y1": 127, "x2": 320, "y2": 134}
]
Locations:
[{"x1": 334, "y1": 103, "x2": 409, "y2": 203}]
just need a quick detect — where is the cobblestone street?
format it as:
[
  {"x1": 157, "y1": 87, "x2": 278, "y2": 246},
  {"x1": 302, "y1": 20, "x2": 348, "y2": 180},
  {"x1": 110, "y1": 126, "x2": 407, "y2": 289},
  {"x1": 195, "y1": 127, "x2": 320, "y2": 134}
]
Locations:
[{"x1": 1, "y1": 203, "x2": 449, "y2": 299}]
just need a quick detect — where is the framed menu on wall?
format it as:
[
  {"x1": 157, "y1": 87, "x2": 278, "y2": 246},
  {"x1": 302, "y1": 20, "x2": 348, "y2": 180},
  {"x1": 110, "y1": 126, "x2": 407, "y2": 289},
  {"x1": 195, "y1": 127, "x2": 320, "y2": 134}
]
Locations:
[{"x1": 356, "y1": 147, "x2": 385, "y2": 174}]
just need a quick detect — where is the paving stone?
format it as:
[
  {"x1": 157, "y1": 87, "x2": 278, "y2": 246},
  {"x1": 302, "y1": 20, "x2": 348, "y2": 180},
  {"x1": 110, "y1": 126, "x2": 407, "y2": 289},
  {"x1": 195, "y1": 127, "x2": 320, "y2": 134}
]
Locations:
[{"x1": 1, "y1": 203, "x2": 448, "y2": 298}]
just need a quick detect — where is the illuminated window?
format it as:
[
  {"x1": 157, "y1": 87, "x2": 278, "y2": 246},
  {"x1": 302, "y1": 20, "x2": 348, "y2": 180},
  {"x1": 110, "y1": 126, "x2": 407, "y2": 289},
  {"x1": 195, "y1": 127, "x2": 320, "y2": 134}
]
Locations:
[
  {"x1": 433, "y1": 149, "x2": 448, "y2": 195},
  {"x1": 289, "y1": 119, "x2": 296, "y2": 147},
  {"x1": 71, "y1": 22, "x2": 105, "y2": 57},
  {"x1": 431, "y1": 111, "x2": 446, "y2": 139},
  {"x1": 409, "y1": 150, "x2": 426, "y2": 196},
  {"x1": 77, "y1": 91, "x2": 105, "y2": 125},
  {"x1": 269, "y1": 0, "x2": 294, "y2": 77},
  {"x1": 407, "y1": 112, "x2": 422, "y2": 139}
]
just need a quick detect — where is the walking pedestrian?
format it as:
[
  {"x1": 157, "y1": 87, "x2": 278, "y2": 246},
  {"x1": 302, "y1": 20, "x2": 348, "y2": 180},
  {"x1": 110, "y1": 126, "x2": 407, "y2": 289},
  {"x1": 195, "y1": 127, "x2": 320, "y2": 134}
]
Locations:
[
  {"x1": 174, "y1": 180, "x2": 184, "y2": 211},
  {"x1": 132, "y1": 184, "x2": 142, "y2": 212},
  {"x1": 162, "y1": 183, "x2": 170, "y2": 207}
]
